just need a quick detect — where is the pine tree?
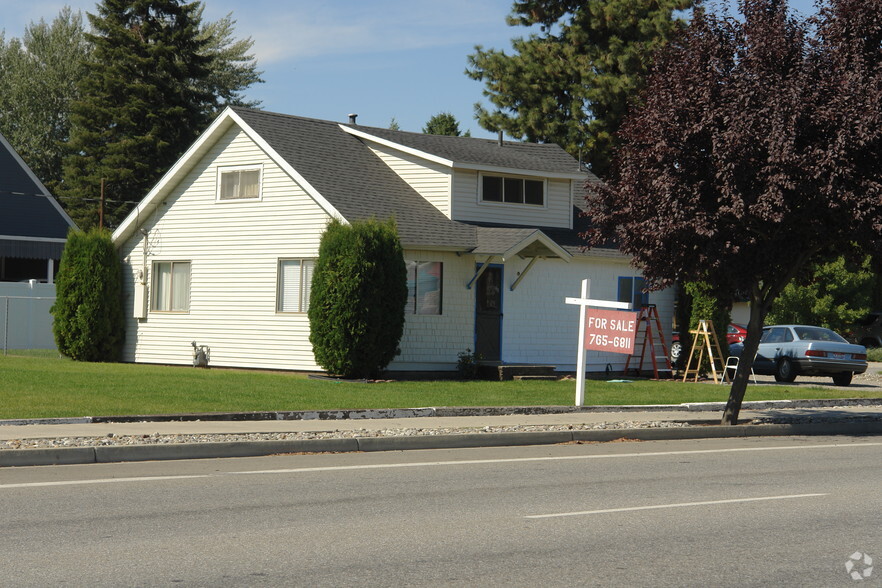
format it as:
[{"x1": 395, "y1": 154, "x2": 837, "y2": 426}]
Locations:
[
  {"x1": 466, "y1": 0, "x2": 692, "y2": 176},
  {"x1": 60, "y1": 0, "x2": 216, "y2": 229},
  {"x1": 422, "y1": 112, "x2": 470, "y2": 136}
]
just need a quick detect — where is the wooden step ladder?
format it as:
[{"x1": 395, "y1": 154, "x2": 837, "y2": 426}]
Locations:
[
  {"x1": 623, "y1": 305, "x2": 673, "y2": 379},
  {"x1": 682, "y1": 319, "x2": 730, "y2": 384}
]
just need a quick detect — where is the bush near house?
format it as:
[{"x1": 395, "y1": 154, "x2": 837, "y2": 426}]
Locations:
[
  {"x1": 308, "y1": 218, "x2": 408, "y2": 378},
  {"x1": 51, "y1": 228, "x2": 124, "y2": 361}
]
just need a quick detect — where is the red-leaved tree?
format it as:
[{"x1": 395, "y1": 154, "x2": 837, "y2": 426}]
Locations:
[{"x1": 584, "y1": 0, "x2": 882, "y2": 424}]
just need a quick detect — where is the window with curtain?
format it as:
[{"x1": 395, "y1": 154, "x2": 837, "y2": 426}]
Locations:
[
  {"x1": 151, "y1": 261, "x2": 190, "y2": 311},
  {"x1": 277, "y1": 259, "x2": 315, "y2": 313},
  {"x1": 406, "y1": 261, "x2": 442, "y2": 315},
  {"x1": 218, "y1": 167, "x2": 261, "y2": 200}
]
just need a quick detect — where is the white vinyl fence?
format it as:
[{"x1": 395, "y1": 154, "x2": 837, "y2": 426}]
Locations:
[{"x1": 0, "y1": 282, "x2": 57, "y2": 354}]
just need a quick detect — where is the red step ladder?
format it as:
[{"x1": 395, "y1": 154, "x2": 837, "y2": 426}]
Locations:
[{"x1": 623, "y1": 305, "x2": 673, "y2": 379}]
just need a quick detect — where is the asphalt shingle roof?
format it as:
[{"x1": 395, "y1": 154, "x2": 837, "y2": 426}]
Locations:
[
  {"x1": 232, "y1": 108, "x2": 476, "y2": 250},
  {"x1": 230, "y1": 108, "x2": 606, "y2": 257},
  {"x1": 347, "y1": 125, "x2": 584, "y2": 175}
]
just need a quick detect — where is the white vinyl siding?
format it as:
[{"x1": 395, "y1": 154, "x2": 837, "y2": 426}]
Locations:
[
  {"x1": 452, "y1": 169, "x2": 573, "y2": 228},
  {"x1": 118, "y1": 125, "x2": 330, "y2": 371},
  {"x1": 277, "y1": 259, "x2": 314, "y2": 313},
  {"x1": 367, "y1": 144, "x2": 452, "y2": 217}
]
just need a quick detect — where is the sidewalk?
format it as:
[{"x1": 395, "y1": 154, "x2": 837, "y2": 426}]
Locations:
[{"x1": 2, "y1": 399, "x2": 882, "y2": 468}]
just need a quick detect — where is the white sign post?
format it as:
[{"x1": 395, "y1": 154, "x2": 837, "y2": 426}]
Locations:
[{"x1": 565, "y1": 279, "x2": 633, "y2": 406}]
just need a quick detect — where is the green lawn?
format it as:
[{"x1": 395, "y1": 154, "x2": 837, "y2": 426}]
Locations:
[{"x1": 0, "y1": 353, "x2": 878, "y2": 420}]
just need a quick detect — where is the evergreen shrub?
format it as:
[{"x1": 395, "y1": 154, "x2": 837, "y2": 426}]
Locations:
[
  {"x1": 51, "y1": 228, "x2": 124, "y2": 361},
  {"x1": 308, "y1": 218, "x2": 408, "y2": 378}
]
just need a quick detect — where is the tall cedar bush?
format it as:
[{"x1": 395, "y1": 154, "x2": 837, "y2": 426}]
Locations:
[
  {"x1": 52, "y1": 228, "x2": 124, "y2": 361},
  {"x1": 308, "y1": 218, "x2": 408, "y2": 378}
]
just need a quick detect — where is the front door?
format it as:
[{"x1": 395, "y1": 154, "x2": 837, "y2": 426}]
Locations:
[{"x1": 475, "y1": 266, "x2": 503, "y2": 361}]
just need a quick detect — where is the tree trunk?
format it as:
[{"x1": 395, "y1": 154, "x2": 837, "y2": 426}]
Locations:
[{"x1": 721, "y1": 293, "x2": 765, "y2": 424}]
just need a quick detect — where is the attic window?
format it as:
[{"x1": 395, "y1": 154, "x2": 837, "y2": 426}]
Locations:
[
  {"x1": 218, "y1": 166, "x2": 262, "y2": 200},
  {"x1": 481, "y1": 174, "x2": 544, "y2": 206}
]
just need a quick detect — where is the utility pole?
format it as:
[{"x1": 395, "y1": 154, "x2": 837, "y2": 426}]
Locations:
[{"x1": 99, "y1": 178, "x2": 105, "y2": 229}]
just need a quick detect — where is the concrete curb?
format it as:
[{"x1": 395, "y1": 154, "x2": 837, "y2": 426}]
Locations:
[
  {"x1": 3, "y1": 420, "x2": 882, "y2": 468},
  {"x1": 3, "y1": 398, "x2": 881, "y2": 427}
]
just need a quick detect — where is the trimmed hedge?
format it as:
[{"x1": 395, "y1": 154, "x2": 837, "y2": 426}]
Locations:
[
  {"x1": 51, "y1": 228, "x2": 124, "y2": 361},
  {"x1": 308, "y1": 218, "x2": 408, "y2": 378}
]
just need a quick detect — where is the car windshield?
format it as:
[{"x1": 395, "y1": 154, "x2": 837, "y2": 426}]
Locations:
[{"x1": 793, "y1": 326, "x2": 847, "y2": 343}]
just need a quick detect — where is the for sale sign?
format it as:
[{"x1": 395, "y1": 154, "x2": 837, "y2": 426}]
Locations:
[{"x1": 584, "y1": 308, "x2": 639, "y2": 354}]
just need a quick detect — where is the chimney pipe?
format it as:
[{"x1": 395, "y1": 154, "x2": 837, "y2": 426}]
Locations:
[
  {"x1": 348, "y1": 113, "x2": 358, "y2": 124},
  {"x1": 497, "y1": 130, "x2": 503, "y2": 147}
]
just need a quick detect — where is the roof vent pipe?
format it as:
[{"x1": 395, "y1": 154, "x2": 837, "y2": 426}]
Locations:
[
  {"x1": 498, "y1": 130, "x2": 503, "y2": 147},
  {"x1": 348, "y1": 113, "x2": 358, "y2": 124}
]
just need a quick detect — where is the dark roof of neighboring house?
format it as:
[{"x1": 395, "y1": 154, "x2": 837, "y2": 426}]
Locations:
[
  {"x1": 0, "y1": 136, "x2": 45, "y2": 197},
  {"x1": 0, "y1": 133, "x2": 75, "y2": 258}
]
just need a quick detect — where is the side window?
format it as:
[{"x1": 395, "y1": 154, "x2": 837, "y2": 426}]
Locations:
[
  {"x1": 617, "y1": 276, "x2": 648, "y2": 309},
  {"x1": 277, "y1": 259, "x2": 314, "y2": 313},
  {"x1": 151, "y1": 261, "x2": 190, "y2": 312},
  {"x1": 218, "y1": 166, "x2": 262, "y2": 200},
  {"x1": 406, "y1": 261, "x2": 442, "y2": 315}
]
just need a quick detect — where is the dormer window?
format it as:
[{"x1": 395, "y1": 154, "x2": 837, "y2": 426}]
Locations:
[
  {"x1": 481, "y1": 174, "x2": 544, "y2": 206},
  {"x1": 218, "y1": 165, "x2": 262, "y2": 200}
]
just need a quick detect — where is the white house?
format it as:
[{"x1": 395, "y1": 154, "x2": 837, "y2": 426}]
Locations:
[{"x1": 111, "y1": 107, "x2": 673, "y2": 374}]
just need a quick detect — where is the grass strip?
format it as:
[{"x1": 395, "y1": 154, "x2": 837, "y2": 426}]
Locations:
[{"x1": 1, "y1": 354, "x2": 878, "y2": 420}]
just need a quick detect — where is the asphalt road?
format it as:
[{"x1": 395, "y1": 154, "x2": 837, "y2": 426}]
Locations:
[{"x1": 1, "y1": 436, "x2": 880, "y2": 587}]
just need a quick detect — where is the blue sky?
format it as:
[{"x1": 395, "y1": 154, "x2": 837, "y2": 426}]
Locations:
[{"x1": 2, "y1": 0, "x2": 819, "y2": 139}]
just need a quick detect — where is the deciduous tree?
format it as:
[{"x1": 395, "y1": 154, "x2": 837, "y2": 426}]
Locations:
[
  {"x1": 584, "y1": 0, "x2": 882, "y2": 424},
  {"x1": 0, "y1": 9, "x2": 89, "y2": 194}
]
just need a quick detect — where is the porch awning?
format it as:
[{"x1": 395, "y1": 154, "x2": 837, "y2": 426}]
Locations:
[
  {"x1": 472, "y1": 227, "x2": 572, "y2": 262},
  {"x1": 467, "y1": 227, "x2": 572, "y2": 291},
  {"x1": 0, "y1": 238, "x2": 65, "y2": 260}
]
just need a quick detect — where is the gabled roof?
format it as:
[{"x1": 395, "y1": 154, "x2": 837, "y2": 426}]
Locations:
[
  {"x1": 114, "y1": 107, "x2": 608, "y2": 259},
  {"x1": 0, "y1": 132, "x2": 76, "y2": 259},
  {"x1": 230, "y1": 108, "x2": 476, "y2": 250}
]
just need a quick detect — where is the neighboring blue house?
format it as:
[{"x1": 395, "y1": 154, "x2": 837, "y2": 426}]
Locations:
[{"x1": 0, "y1": 132, "x2": 76, "y2": 283}]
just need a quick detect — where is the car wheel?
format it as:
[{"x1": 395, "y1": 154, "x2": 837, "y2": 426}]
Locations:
[
  {"x1": 832, "y1": 372, "x2": 853, "y2": 386},
  {"x1": 670, "y1": 341, "x2": 682, "y2": 363},
  {"x1": 774, "y1": 357, "x2": 797, "y2": 383}
]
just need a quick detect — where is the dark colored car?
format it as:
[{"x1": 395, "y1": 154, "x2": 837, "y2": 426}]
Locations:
[
  {"x1": 729, "y1": 325, "x2": 867, "y2": 386},
  {"x1": 849, "y1": 311, "x2": 882, "y2": 348},
  {"x1": 670, "y1": 323, "x2": 746, "y2": 363}
]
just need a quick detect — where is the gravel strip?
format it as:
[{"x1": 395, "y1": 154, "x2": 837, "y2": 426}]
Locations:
[{"x1": 0, "y1": 421, "x2": 691, "y2": 450}]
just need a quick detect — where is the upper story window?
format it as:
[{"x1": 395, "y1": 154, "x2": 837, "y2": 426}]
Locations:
[
  {"x1": 218, "y1": 165, "x2": 262, "y2": 201},
  {"x1": 481, "y1": 174, "x2": 544, "y2": 206}
]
